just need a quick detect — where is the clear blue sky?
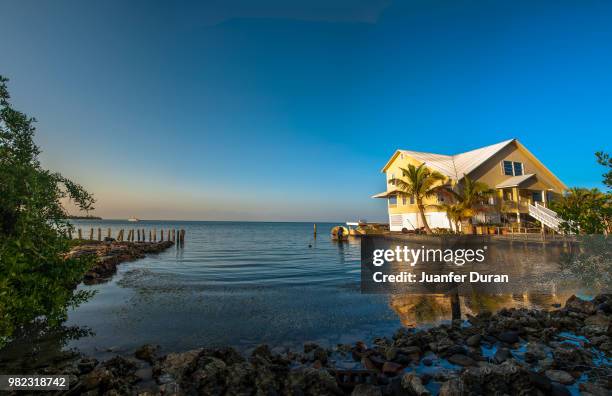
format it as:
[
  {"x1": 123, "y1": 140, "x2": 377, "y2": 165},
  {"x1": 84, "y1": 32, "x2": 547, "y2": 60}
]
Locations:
[{"x1": 1, "y1": 0, "x2": 610, "y2": 221}]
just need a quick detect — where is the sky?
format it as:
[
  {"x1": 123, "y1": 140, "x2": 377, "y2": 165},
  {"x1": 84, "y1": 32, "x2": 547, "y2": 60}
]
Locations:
[{"x1": 1, "y1": 0, "x2": 611, "y2": 222}]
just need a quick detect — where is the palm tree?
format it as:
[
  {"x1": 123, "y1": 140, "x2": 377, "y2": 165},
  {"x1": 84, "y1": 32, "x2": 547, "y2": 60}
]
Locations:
[
  {"x1": 389, "y1": 163, "x2": 447, "y2": 234},
  {"x1": 438, "y1": 202, "x2": 464, "y2": 233},
  {"x1": 442, "y1": 175, "x2": 495, "y2": 233}
]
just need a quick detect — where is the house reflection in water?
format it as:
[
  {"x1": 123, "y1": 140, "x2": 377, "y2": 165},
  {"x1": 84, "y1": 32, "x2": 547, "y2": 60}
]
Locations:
[{"x1": 388, "y1": 290, "x2": 578, "y2": 327}]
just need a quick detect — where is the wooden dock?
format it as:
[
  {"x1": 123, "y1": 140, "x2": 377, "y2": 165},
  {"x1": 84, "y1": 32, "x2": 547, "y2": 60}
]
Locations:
[{"x1": 69, "y1": 227, "x2": 186, "y2": 245}]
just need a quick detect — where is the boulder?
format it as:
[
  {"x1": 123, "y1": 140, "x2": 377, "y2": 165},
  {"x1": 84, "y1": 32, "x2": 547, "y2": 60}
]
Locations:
[
  {"x1": 438, "y1": 378, "x2": 463, "y2": 396},
  {"x1": 447, "y1": 354, "x2": 477, "y2": 367},
  {"x1": 565, "y1": 295, "x2": 596, "y2": 315},
  {"x1": 466, "y1": 334, "x2": 481, "y2": 347},
  {"x1": 401, "y1": 373, "x2": 430, "y2": 396},
  {"x1": 351, "y1": 384, "x2": 383, "y2": 396},
  {"x1": 545, "y1": 370, "x2": 575, "y2": 385},
  {"x1": 134, "y1": 344, "x2": 159, "y2": 364},
  {"x1": 497, "y1": 331, "x2": 519, "y2": 344},
  {"x1": 382, "y1": 361, "x2": 403, "y2": 377}
]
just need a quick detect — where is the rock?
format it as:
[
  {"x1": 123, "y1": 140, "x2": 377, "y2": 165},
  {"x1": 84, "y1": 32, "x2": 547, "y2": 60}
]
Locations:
[
  {"x1": 525, "y1": 342, "x2": 546, "y2": 363},
  {"x1": 446, "y1": 345, "x2": 467, "y2": 356},
  {"x1": 447, "y1": 354, "x2": 477, "y2": 367},
  {"x1": 579, "y1": 382, "x2": 610, "y2": 396},
  {"x1": 585, "y1": 314, "x2": 610, "y2": 328},
  {"x1": 191, "y1": 357, "x2": 227, "y2": 395},
  {"x1": 493, "y1": 348, "x2": 511, "y2": 364},
  {"x1": 565, "y1": 295, "x2": 596, "y2": 315},
  {"x1": 545, "y1": 370, "x2": 575, "y2": 385},
  {"x1": 401, "y1": 373, "x2": 430, "y2": 396},
  {"x1": 550, "y1": 382, "x2": 571, "y2": 396},
  {"x1": 385, "y1": 347, "x2": 399, "y2": 361},
  {"x1": 77, "y1": 358, "x2": 98, "y2": 374},
  {"x1": 156, "y1": 348, "x2": 202, "y2": 382},
  {"x1": 351, "y1": 384, "x2": 383, "y2": 396},
  {"x1": 304, "y1": 342, "x2": 320, "y2": 354},
  {"x1": 82, "y1": 367, "x2": 113, "y2": 390},
  {"x1": 312, "y1": 347, "x2": 328, "y2": 365},
  {"x1": 135, "y1": 344, "x2": 159, "y2": 364},
  {"x1": 497, "y1": 331, "x2": 519, "y2": 344},
  {"x1": 528, "y1": 372, "x2": 551, "y2": 392},
  {"x1": 438, "y1": 378, "x2": 463, "y2": 396},
  {"x1": 225, "y1": 362, "x2": 255, "y2": 395},
  {"x1": 361, "y1": 357, "x2": 379, "y2": 372},
  {"x1": 286, "y1": 367, "x2": 342, "y2": 396},
  {"x1": 399, "y1": 346, "x2": 421, "y2": 362},
  {"x1": 466, "y1": 334, "x2": 481, "y2": 347},
  {"x1": 382, "y1": 361, "x2": 403, "y2": 377}
]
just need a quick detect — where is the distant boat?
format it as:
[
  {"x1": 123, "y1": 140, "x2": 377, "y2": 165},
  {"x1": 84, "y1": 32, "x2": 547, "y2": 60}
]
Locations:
[{"x1": 128, "y1": 217, "x2": 140, "y2": 222}]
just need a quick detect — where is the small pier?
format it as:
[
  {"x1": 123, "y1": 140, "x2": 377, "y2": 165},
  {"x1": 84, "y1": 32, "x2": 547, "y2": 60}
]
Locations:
[{"x1": 69, "y1": 227, "x2": 186, "y2": 246}]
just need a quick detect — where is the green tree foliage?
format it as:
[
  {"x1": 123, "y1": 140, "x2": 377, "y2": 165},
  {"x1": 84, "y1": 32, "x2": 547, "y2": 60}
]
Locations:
[
  {"x1": 439, "y1": 175, "x2": 495, "y2": 233},
  {"x1": 0, "y1": 76, "x2": 95, "y2": 346},
  {"x1": 595, "y1": 151, "x2": 612, "y2": 190},
  {"x1": 551, "y1": 187, "x2": 611, "y2": 234}
]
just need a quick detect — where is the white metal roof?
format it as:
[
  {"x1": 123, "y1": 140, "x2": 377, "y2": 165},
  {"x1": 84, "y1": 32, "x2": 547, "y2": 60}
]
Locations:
[
  {"x1": 397, "y1": 139, "x2": 515, "y2": 180},
  {"x1": 495, "y1": 174, "x2": 536, "y2": 188},
  {"x1": 372, "y1": 189, "x2": 400, "y2": 198}
]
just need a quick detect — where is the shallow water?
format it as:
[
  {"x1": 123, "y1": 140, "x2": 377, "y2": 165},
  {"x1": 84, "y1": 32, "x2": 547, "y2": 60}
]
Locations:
[{"x1": 60, "y1": 220, "x2": 592, "y2": 358}]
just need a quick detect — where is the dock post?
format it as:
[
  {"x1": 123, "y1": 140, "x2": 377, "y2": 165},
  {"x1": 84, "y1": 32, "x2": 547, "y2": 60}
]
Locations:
[
  {"x1": 161, "y1": 229, "x2": 164, "y2": 242},
  {"x1": 68, "y1": 229, "x2": 72, "y2": 239},
  {"x1": 137, "y1": 229, "x2": 141, "y2": 242},
  {"x1": 172, "y1": 229, "x2": 176, "y2": 242},
  {"x1": 153, "y1": 228, "x2": 157, "y2": 242},
  {"x1": 78, "y1": 228, "x2": 82, "y2": 240},
  {"x1": 89, "y1": 228, "x2": 94, "y2": 240},
  {"x1": 314, "y1": 223, "x2": 317, "y2": 238},
  {"x1": 107, "y1": 228, "x2": 111, "y2": 238},
  {"x1": 98, "y1": 228, "x2": 101, "y2": 241},
  {"x1": 149, "y1": 230, "x2": 152, "y2": 242}
]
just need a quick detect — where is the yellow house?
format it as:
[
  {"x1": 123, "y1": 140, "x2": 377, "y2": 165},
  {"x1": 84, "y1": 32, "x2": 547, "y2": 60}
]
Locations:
[{"x1": 373, "y1": 139, "x2": 567, "y2": 232}]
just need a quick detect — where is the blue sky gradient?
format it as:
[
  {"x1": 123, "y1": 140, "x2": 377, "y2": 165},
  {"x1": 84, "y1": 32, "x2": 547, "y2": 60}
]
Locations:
[{"x1": 1, "y1": 0, "x2": 610, "y2": 221}]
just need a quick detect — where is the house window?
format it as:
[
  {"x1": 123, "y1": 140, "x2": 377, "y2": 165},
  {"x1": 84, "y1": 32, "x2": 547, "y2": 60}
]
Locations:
[
  {"x1": 502, "y1": 160, "x2": 524, "y2": 176},
  {"x1": 488, "y1": 196, "x2": 496, "y2": 205},
  {"x1": 513, "y1": 162, "x2": 523, "y2": 176},
  {"x1": 410, "y1": 196, "x2": 415, "y2": 204},
  {"x1": 388, "y1": 195, "x2": 397, "y2": 206},
  {"x1": 402, "y1": 196, "x2": 407, "y2": 205},
  {"x1": 437, "y1": 193, "x2": 445, "y2": 203},
  {"x1": 532, "y1": 191, "x2": 542, "y2": 202},
  {"x1": 503, "y1": 161, "x2": 514, "y2": 176}
]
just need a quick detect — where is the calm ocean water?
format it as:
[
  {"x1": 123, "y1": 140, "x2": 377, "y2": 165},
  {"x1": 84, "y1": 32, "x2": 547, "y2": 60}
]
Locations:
[{"x1": 62, "y1": 220, "x2": 588, "y2": 358}]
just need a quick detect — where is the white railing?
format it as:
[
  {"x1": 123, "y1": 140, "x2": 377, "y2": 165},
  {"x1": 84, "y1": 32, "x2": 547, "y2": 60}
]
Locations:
[{"x1": 528, "y1": 202, "x2": 561, "y2": 232}]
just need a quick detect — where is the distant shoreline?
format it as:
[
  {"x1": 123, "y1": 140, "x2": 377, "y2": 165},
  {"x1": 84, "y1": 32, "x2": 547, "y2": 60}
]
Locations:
[{"x1": 67, "y1": 215, "x2": 103, "y2": 220}]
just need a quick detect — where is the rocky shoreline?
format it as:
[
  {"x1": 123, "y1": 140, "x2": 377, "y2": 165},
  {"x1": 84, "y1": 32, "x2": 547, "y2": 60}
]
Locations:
[
  {"x1": 8, "y1": 294, "x2": 609, "y2": 395},
  {"x1": 66, "y1": 240, "x2": 175, "y2": 284}
]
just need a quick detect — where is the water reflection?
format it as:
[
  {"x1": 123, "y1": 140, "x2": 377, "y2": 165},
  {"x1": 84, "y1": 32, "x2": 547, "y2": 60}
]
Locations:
[
  {"x1": 388, "y1": 290, "x2": 579, "y2": 327},
  {"x1": 0, "y1": 321, "x2": 92, "y2": 373}
]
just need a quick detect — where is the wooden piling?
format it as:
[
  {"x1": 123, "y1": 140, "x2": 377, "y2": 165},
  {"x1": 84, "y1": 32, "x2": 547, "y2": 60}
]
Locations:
[
  {"x1": 68, "y1": 229, "x2": 72, "y2": 239},
  {"x1": 89, "y1": 228, "x2": 94, "y2": 240},
  {"x1": 107, "y1": 228, "x2": 111, "y2": 238},
  {"x1": 78, "y1": 228, "x2": 82, "y2": 239},
  {"x1": 153, "y1": 228, "x2": 157, "y2": 242},
  {"x1": 149, "y1": 230, "x2": 152, "y2": 242},
  {"x1": 98, "y1": 228, "x2": 101, "y2": 241},
  {"x1": 313, "y1": 223, "x2": 317, "y2": 238},
  {"x1": 161, "y1": 229, "x2": 164, "y2": 242}
]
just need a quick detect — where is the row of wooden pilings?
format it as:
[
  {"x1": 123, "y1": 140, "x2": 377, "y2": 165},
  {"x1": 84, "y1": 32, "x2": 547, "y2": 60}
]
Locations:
[{"x1": 70, "y1": 228, "x2": 185, "y2": 244}]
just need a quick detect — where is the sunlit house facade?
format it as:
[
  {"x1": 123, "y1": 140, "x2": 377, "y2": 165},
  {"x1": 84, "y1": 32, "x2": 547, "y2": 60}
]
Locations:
[{"x1": 374, "y1": 139, "x2": 567, "y2": 232}]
